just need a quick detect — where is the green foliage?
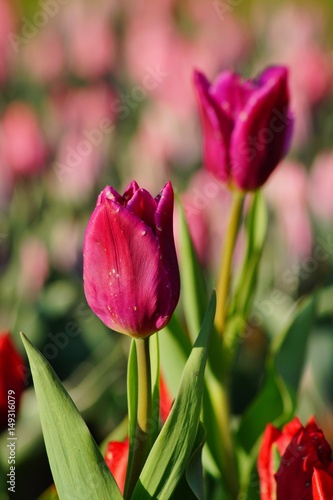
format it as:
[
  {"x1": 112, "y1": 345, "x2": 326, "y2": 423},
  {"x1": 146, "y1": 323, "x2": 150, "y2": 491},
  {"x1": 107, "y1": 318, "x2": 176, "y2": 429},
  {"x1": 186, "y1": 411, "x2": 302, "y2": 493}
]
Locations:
[
  {"x1": 131, "y1": 292, "x2": 216, "y2": 499},
  {"x1": 21, "y1": 333, "x2": 122, "y2": 500}
]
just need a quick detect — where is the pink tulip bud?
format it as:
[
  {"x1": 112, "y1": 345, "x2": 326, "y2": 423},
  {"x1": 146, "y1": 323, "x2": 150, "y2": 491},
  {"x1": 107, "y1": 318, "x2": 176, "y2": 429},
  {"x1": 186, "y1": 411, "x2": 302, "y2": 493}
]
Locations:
[
  {"x1": 193, "y1": 66, "x2": 293, "y2": 191},
  {"x1": 83, "y1": 181, "x2": 180, "y2": 338}
]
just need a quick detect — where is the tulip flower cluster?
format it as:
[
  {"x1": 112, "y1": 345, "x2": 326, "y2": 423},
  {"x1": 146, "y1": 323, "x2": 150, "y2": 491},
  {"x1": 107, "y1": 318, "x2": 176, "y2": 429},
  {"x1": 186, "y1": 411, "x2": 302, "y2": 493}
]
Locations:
[{"x1": 21, "y1": 59, "x2": 330, "y2": 500}]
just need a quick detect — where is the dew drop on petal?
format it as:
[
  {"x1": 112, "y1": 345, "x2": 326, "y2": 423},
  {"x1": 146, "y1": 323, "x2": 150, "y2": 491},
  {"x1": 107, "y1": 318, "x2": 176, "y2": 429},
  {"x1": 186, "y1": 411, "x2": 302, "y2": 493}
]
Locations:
[
  {"x1": 141, "y1": 230, "x2": 147, "y2": 236},
  {"x1": 106, "y1": 190, "x2": 115, "y2": 200}
]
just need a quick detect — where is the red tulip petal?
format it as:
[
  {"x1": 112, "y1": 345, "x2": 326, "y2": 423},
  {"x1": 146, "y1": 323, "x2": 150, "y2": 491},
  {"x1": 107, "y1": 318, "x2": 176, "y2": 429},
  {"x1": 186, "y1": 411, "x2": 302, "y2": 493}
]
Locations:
[
  {"x1": 312, "y1": 468, "x2": 333, "y2": 500},
  {"x1": 275, "y1": 417, "x2": 303, "y2": 456},
  {"x1": 105, "y1": 438, "x2": 129, "y2": 494},
  {"x1": 258, "y1": 423, "x2": 282, "y2": 500},
  {"x1": 159, "y1": 373, "x2": 173, "y2": 423},
  {"x1": 0, "y1": 332, "x2": 25, "y2": 430}
]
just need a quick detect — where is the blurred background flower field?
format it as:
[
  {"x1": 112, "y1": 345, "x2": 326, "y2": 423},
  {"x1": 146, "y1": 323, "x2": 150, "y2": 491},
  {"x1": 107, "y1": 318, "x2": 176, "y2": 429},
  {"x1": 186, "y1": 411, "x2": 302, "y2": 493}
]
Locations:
[{"x1": 2, "y1": 0, "x2": 333, "y2": 498}]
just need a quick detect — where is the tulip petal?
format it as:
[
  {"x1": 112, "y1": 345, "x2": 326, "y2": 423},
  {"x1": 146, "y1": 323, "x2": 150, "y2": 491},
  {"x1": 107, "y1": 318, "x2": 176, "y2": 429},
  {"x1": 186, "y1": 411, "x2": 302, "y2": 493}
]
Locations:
[
  {"x1": 230, "y1": 66, "x2": 293, "y2": 190},
  {"x1": 258, "y1": 423, "x2": 282, "y2": 500},
  {"x1": 0, "y1": 332, "x2": 25, "y2": 430},
  {"x1": 126, "y1": 188, "x2": 157, "y2": 231},
  {"x1": 83, "y1": 197, "x2": 173, "y2": 337},
  {"x1": 313, "y1": 468, "x2": 333, "y2": 500},
  {"x1": 193, "y1": 69, "x2": 232, "y2": 183},
  {"x1": 154, "y1": 181, "x2": 180, "y2": 311},
  {"x1": 105, "y1": 438, "x2": 129, "y2": 494},
  {"x1": 211, "y1": 70, "x2": 251, "y2": 120}
]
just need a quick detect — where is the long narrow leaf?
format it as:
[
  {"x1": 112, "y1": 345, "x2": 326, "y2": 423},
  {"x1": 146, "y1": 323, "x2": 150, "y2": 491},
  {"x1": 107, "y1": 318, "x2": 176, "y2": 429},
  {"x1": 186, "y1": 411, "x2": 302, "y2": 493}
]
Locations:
[
  {"x1": 20, "y1": 332, "x2": 122, "y2": 500},
  {"x1": 150, "y1": 333, "x2": 160, "y2": 446},
  {"x1": 177, "y1": 198, "x2": 208, "y2": 342},
  {"x1": 271, "y1": 296, "x2": 316, "y2": 394}
]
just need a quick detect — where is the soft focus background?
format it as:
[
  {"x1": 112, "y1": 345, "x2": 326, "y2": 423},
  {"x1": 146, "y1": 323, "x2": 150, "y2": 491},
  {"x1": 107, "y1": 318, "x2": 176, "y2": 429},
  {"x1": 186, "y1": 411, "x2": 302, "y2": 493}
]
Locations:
[{"x1": 2, "y1": 0, "x2": 333, "y2": 498}]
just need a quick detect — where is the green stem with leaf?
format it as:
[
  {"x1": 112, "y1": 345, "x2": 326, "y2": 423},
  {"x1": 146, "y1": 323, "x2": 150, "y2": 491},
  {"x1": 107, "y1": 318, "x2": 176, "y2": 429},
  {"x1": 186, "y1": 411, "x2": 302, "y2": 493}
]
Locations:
[{"x1": 126, "y1": 337, "x2": 152, "y2": 498}]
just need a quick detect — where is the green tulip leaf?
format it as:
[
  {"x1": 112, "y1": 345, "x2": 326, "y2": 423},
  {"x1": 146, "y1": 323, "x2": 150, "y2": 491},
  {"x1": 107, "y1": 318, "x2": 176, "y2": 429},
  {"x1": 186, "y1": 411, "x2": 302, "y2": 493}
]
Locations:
[
  {"x1": 150, "y1": 333, "x2": 160, "y2": 446},
  {"x1": 131, "y1": 292, "x2": 216, "y2": 499},
  {"x1": 172, "y1": 422, "x2": 206, "y2": 500},
  {"x1": 177, "y1": 197, "x2": 208, "y2": 342},
  {"x1": 270, "y1": 296, "x2": 316, "y2": 394},
  {"x1": 20, "y1": 332, "x2": 122, "y2": 500},
  {"x1": 159, "y1": 314, "x2": 192, "y2": 398}
]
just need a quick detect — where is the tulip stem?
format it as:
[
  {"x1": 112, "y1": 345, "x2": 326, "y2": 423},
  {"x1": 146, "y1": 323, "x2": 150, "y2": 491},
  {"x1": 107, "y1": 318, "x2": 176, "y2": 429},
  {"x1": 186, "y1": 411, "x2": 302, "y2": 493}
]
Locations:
[
  {"x1": 126, "y1": 337, "x2": 152, "y2": 498},
  {"x1": 215, "y1": 190, "x2": 244, "y2": 336}
]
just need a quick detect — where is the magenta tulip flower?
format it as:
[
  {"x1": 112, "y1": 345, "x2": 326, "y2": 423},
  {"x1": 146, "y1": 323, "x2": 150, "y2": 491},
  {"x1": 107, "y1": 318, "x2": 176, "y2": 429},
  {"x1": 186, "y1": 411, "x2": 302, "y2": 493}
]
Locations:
[
  {"x1": 83, "y1": 181, "x2": 180, "y2": 338},
  {"x1": 193, "y1": 66, "x2": 293, "y2": 191}
]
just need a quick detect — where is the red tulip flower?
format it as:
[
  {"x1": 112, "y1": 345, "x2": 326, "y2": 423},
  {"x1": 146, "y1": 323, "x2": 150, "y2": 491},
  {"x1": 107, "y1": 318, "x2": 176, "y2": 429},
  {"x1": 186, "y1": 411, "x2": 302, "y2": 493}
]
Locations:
[
  {"x1": 0, "y1": 332, "x2": 25, "y2": 431},
  {"x1": 194, "y1": 66, "x2": 293, "y2": 191},
  {"x1": 258, "y1": 417, "x2": 333, "y2": 500},
  {"x1": 83, "y1": 181, "x2": 180, "y2": 338},
  {"x1": 105, "y1": 438, "x2": 129, "y2": 494}
]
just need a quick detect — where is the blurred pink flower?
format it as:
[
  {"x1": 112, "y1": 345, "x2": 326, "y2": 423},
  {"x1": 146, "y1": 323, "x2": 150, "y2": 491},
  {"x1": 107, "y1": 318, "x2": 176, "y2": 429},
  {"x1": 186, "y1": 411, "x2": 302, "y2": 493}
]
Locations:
[
  {"x1": 1, "y1": 102, "x2": 47, "y2": 177},
  {"x1": 127, "y1": 102, "x2": 200, "y2": 191},
  {"x1": 50, "y1": 219, "x2": 81, "y2": 272},
  {"x1": 265, "y1": 160, "x2": 312, "y2": 259},
  {"x1": 123, "y1": 1, "x2": 251, "y2": 119},
  {"x1": 51, "y1": 83, "x2": 116, "y2": 132},
  {"x1": 22, "y1": 26, "x2": 65, "y2": 83},
  {"x1": 308, "y1": 151, "x2": 333, "y2": 221},
  {"x1": 62, "y1": 1, "x2": 116, "y2": 79},
  {"x1": 50, "y1": 129, "x2": 105, "y2": 203},
  {"x1": 19, "y1": 237, "x2": 49, "y2": 299},
  {"x1": 48, "y1": 83, "x2": 116, "y2": 202}
]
